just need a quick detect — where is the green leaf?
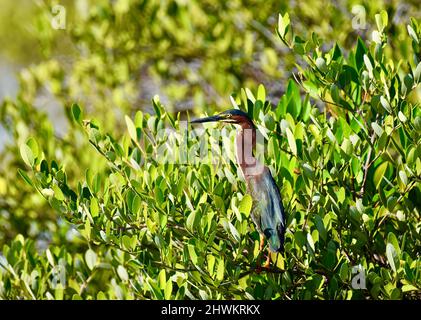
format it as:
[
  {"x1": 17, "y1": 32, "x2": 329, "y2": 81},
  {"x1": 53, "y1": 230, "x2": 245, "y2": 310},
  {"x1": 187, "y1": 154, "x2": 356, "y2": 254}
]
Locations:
[
  {"x1": 207, "y1": 255, "x2": 216, "y2": 276},
  {"x1": 92, "y1": 173, "x2": 102, "y2": 194},
  {"x1": 41, "y1": 188, "x2": 54, "y2": 198},
  {"x1": 122, "y1": 235, "x2": 132, "y2": 251},
  {"x1": 239, "y1": 194, "x2": 253, "y2": 216},
  {"x1": 257, "y1": 84, "x2": 266, "y2": 102},
  {"x1": 402, "y1": 75, "x2": 414, "y2": 97},
  {"x1": 387, "y1": 232, "x2": 401, "y2": 256},
  {"x1": 286, "y1": 80, "x2": 302, "y2": 117},
  {"x1": 398, "y1": 111, "x2": 408, "y2": 123},
  {"x1": 117, "y1": 265, "x2": 128, "y2": 281},
  {"x1": 402, "y1": 284, "x2": 419, "y2": 292},
  {"x1": 330, "y1": 84, "x2": 340, "y2": 103},
  {"x1": 338, "y1": 65, "x2": 360, "y2": 88},
  {"x1": 371, "y1": 122, "x2": 384, "y2": 136},
  {"x1": 386, "y1": 243, "x2": 397, "y2": 273},
  {"x1": 26, "y1": 138, "x2": 39, "y2": 159},
  {"x1": 158, "y1": 269, "x2": 166, "y2": 289},
  {"x1": 90, "y1": 197, "x2": 99, "y2": 217},
  {"x1": 355, "y1": 37, "x2": 367, "y2": 70},
  {"x1": 373, "y1": 162, "x2": 388, "y2": 189},
  {"x1": 46, "y1": 249, "x2": 55, "y2": 267},
  {"x1": 20, "y1": 144, "x2": 34, "y2": 167},
  {"x1": 375, "y1": 10, "x2": 388, "y2": 32},
  {"x1": 387, "y1": 196, "x2": 398, "y2": 212},
  {"x1": 363, "y1": 55, "x2": 373, "y2": 76},
  {"x1": 135, "y1": 111, "x2": 144, "y2": 128},
  {"x1": 300, "y1": 94, "x2": 311, "y2": 122},
  {"x1": 380, "y1": 96, "x2": 392, "y2": 113},
  {"x1": 278, "y1": 13, "x2": 290, "y2": 37},
  {"x1": 414, "y1": 62, "x2": 421, "y2": 83},
  {"x1": 152, "y1": 95, "x2": 162, "y2": 118},
  {"x1": 340, "y1": 138, "x2": 353, "y2": 156},
  {"x1": 83, "y1": 219, "x2": 91, "y2": 241},
  {"x1": 244, "y1": 88, "x2": 255, "y2": 103},
  {"x1": 216, "y1": 259, "x2": 225, "y2": 281},
  {"x1": 286, "y1": 127, "x2": 297, "y2": 156},
  {"x1": 407, "y1": 25, "x2": 419, "y2": 43},
  {"x1": 302, "y1": 163, "x2": 315, "y2": 179},
  {"x1": 294, "y1": 231, "x2": 306, "y2": 248},
  {"x1": 125, "y1": 115, "x2": 137, "y2": 141},
  {"x1": 85, "y1": 249, "x2": 97, "y2": 270},
  {"x1": 372, "y1": 31, "x2": 382, "y2": 44},
  {"x1": 339, "y1": 263, "x2": 349, "y2": 281},
  {"x1": 97, "y1": 292, "x2": 107, "y2": 300},
  {"x1": 399, "y1": 170, "x2": 408, "y2": 186},
  {"x1": 316, "y1": 57, "x2": 327, "y2": 73},
  {"x1": 390, "y1": 288, "x2": 401, "y2": 300},
  {"x1": 53, "y1": 184, "x2": 65, "y2": 201},
  {"x1": 380, "y1": 10, "x2": 388, "y2": 29},
  {"x1": 55, "y1": 285, "x2": 64, "y2": 300},
  {"x1": 18, "y1": 169, "x2": 34, "y2": 187},
  {"x1": 71, "y1": 103, "x2": 82, "y2": 124},
  {"x1": 332, "y1": 43, "x2": 342, "y2": 60},
  {"x1": 186, "y1": 211, "x2": 197, "y2": 232},
  {"x1": 188, "y1": 244, "x2": 198, "y2": 265},
  {"x1": 415, "y1": 117, "x2": 421, "y2": 132},
  {"x1": 128, "y1": 194, "x2": 141, "y2": 214},
  {"x1": 228, "y1": 222, "x2": 240, "y2": 242},
  {"x1": 307, "y1": 232, "x2": 315, "y2": 251},
  {"x1": 164, "y1": 279, "x2": 173, "y2": 300}
]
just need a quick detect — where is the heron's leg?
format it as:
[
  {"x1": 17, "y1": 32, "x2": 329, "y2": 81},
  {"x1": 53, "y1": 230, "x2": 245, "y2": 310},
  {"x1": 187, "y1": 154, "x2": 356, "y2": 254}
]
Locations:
[
  {"x1": 255, "y1": 234, "x2": 265, "y2": 272},
  {"x1": 259, "y1": 234, "x2": 265, "y2": 252},
  {"x1": 262, "y1": 249, "x2": 271, "y2": 268}
]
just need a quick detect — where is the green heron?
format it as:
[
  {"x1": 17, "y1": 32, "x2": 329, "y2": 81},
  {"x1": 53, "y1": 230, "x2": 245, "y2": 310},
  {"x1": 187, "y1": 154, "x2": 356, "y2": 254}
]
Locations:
[{"x1": 191, "y1": 109, "x2": 286, "y2": 268}]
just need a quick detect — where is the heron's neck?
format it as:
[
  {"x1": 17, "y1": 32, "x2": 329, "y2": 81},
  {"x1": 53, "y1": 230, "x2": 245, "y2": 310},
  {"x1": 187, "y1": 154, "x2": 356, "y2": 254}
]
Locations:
[{"x1": 235, "y1": 123, "x2": 263, "y2": 177}]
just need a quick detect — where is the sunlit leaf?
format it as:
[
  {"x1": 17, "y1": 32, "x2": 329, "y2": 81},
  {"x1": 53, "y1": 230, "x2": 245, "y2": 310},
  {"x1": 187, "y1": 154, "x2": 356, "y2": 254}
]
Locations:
[{"x1": 85, "y1": 249, "x2": 97, "y2": 271}]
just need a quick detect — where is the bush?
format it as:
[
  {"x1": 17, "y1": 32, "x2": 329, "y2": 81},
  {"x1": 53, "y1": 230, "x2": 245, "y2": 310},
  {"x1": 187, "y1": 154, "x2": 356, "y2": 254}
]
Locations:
[{"x1": 1, "y1": 4, "x2": 420, "y2": 300}]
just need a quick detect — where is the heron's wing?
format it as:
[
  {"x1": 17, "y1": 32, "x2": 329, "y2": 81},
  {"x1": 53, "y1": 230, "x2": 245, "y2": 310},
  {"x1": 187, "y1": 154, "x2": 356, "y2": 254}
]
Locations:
[{"x1": 250, "y1": 167, "x2": 286, "y2": 252}]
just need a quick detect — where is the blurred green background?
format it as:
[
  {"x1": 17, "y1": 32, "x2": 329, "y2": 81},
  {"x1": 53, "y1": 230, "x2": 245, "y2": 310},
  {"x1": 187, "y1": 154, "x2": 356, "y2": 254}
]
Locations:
[{"x1": 0, "y1": 0, "x2": 419, "y2": 129}]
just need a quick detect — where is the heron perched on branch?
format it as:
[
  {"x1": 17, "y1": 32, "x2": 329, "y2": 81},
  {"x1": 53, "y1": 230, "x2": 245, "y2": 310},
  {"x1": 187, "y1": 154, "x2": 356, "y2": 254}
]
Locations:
[{"x1": 191, "y1": 109, "x2": 286, "y2": 268}]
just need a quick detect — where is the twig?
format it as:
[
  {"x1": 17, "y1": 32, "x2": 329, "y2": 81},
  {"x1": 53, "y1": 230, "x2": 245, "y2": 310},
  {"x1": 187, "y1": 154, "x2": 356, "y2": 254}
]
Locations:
[
  {"x1": 359, "y1": 132, "x2": 376, "y2": 197},
  {"x1": 79, "y1": 268, "x2": 98, "y2": 296},
  {"x1": 238, "y1": 266, "x2": 284, "y2": 278}
]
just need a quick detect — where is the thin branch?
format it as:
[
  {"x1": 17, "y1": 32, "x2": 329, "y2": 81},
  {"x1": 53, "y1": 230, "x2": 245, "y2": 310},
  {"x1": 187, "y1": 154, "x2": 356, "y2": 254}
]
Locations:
[
  {"x1": 359, "y1": 132, "x2": 376, "y2": 197},
  {"x1": 79, "y1": 268, "x2": 98, "y2": 296}
]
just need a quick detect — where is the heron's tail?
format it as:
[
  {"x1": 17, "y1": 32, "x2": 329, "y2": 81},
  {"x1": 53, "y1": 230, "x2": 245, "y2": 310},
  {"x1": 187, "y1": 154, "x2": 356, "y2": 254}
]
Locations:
[
  {"x1": 266, "y1": 222, "x2": 285, "y2": 253},
  {"x1": 275, "y1": 222, "x2": 285, "y2": 253}
]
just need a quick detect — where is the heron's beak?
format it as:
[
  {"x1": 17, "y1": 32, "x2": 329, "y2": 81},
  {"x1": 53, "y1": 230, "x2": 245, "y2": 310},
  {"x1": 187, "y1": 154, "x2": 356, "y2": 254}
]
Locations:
[{"x1": 190, "y1": 114, "x2": 224, "y2": 124}]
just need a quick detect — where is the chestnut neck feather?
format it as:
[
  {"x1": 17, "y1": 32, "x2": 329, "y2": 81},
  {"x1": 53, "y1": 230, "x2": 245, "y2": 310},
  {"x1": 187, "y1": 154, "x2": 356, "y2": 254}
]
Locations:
[
  {"x1": 237, "y1": 116, "x2": 255, "y2": 130},
  {"x1": 235, "y1": 119, "x2": 259, "y2": 177}
]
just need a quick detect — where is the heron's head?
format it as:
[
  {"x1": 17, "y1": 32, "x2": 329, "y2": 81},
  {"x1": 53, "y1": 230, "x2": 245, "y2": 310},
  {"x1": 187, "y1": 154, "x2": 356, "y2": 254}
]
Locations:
[{"x1": 190, "y1": 109, "x2": 254, "y2": 127}]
